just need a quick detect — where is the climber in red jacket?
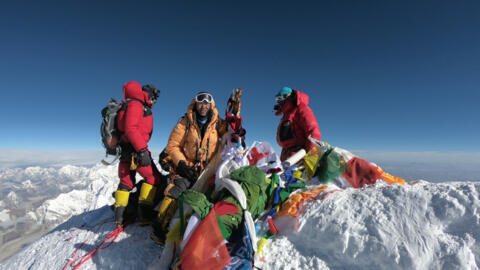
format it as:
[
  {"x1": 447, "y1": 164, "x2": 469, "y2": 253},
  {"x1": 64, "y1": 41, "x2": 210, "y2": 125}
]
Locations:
[
  {"x1": 274, "y1": 87, "x2": 321, "y2": 161},
  {"x1": 114, "y1": 81, "x2": 164, "y2": 226}
]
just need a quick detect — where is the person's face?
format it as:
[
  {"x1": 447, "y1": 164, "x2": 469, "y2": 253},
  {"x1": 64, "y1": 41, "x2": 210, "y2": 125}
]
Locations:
[{"x1": 196, "y1": 101, "x2": 211, "y2": 117}]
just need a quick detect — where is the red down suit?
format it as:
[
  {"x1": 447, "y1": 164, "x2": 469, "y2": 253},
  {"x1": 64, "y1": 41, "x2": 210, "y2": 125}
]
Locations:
[
  {"x1": 117, "y1": 81, "x2": 153, "y2": 151},
  {"x1": 276, "y1": 89, "x2": 321, "y2": 161},
  {"x1": 116, "y1": 81, "x2": 159, "y2": 189}
]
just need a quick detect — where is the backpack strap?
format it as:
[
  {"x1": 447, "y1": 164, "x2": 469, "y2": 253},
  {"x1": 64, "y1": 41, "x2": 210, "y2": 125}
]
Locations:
[
  {"x1": 184, "y1": 114, "x2": 191, "y2": 138},
  {"x1": 126, "y1": 98, "x2": 145, "y2": 105},
  {"x1": 215, "y1": 119, "x2": 221, "y2": 134},
  {"x1": 180, "y1": 114, "x2": 198, "y2": 164},
  {"x1": 124, "y1": 98, "x2": 151, "y2": 116}
]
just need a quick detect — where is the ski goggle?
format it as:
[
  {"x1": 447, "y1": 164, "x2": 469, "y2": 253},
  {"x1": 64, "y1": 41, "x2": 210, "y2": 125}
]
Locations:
[
  {"x1": 275, "y1": 87, "x2": 293, "y2": 103},
  {"x1": 275, "y1": 92, "x2": 292, "y2": 103},
  {"x1": 195, "y1": 93, "x2": 213, "y2": 103}
]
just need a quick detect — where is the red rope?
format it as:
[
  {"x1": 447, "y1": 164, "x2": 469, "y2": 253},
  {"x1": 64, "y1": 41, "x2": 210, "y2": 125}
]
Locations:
[
  {"x1": 63, "y1": 224, "x2": 123, "y2": 270},
  {"x1": 63, "y1": 219, "x2": 112, "y2": 270}
]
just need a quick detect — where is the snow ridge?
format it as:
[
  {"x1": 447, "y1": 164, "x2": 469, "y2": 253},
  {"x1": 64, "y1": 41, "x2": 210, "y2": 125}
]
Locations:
[
  {"x1": 1, "y1": 164, "x2": 479, "y2": 269},
  {"x1": 261, "y1": 181, "x2": 480, "y2": 270}
]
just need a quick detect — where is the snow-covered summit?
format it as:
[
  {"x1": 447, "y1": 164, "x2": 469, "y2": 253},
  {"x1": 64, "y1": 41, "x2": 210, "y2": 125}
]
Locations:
[
  {"x1": 260, "y1": 180, "x2": 480, "y2": 269},
  {"x1": 0, "y1": 161, "x2": 479, "y2": 269}
]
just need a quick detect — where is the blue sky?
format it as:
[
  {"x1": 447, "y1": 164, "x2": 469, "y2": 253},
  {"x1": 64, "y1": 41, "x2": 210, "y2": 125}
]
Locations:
[{"x1": 0, "y1": 0, "x2": 479, "y2": 152}]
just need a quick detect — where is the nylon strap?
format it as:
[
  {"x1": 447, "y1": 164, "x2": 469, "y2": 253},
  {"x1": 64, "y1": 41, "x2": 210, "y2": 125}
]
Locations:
[{"x1": 179, "y1": 195, "x2": 185, "y2": 236}]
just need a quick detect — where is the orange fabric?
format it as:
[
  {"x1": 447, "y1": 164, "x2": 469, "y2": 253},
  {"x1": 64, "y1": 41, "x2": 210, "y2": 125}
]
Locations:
[
  {"x1": 342, "y1": 157, "x2": 383, "y2": 188},
  {"x1": 180, "y1": 209, "x2": 230, "y2": 270},
  {"x1": 166, "y1": 99, "x2": 227, "y2": 167},
  {"x1": 378, "y1": 168, "x2": 406, "y2": 185},
  {"x1": 277, "y1": 185, "x2": 328, "y2": 218},
  {"x1": 345, "y1": 158, "x2": 406, "y2": 187}
]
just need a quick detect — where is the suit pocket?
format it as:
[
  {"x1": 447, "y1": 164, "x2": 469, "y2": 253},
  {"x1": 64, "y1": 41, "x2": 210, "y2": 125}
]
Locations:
[{"x1": 279, "y1": 120, "x2": 294, "y2": 141}]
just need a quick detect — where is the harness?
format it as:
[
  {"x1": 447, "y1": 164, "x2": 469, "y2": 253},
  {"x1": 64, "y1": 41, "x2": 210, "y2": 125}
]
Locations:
[{"x1": 118, "y1": 98, "x2": 151, "y2": 164}]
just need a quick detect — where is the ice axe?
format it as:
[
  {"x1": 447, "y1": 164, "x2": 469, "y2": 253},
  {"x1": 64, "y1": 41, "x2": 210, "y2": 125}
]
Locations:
[{"x1": 228, "y1": 88, "x2": 243, "y2": 118}]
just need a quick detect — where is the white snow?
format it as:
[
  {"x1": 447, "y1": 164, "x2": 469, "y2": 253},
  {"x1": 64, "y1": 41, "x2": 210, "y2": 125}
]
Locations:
[
  {"x1": 30, "y1": 164, "x2": 118, "y2": 228},
  {"x1": 4, "y1": 191, "x2": 19, "y2": 208},
  {"x1": 36, "y1": 190, "x2": 90, "y2": 224},
  {"x1": 26, "y1": 211, "x2": 38, "y2": 222},
  {"x1": 0, "y1": 164, "x2": 479, "y2": 269},
  {"x1": 259, "y1": 181, "x2": 480, "y2": 270},
  {"x1": 0, "y1": 163, "x2": 118, "y2": 262},
  {"x1": 21, "y1": 180, "x2": 34, "y2": 189},
  {"x1": 0, "y1": 210, "x2": 11, "y2": 224}
]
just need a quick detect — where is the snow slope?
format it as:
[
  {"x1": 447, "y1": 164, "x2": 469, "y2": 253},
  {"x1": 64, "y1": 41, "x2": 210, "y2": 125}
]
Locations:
[
  {"x1": 260, "y1": 181, "x2": 480, "y2": 269},
  {"x1": 1, "y1": 164, "x2": 479, "y2": 269},
  {"x1": 0, "y1": 164, "x2": 118, "y2": 262}
]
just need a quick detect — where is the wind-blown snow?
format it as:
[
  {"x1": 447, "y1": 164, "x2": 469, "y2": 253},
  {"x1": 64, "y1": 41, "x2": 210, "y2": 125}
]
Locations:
[
  {"x1": 260, "y1": 181, "x2": 480, "y2": 270},
  {"x1": 1, "y1": 164, "x2": 479, "y2": 269}
]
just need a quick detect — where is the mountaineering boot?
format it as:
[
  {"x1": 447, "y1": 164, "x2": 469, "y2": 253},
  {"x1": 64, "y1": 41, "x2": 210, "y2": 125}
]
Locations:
[
  {"x1": 150, "y1": 218, "x2": 167, "y2": 246},
  {"x1": 138, "y1": 203, "x2": 155, "y2": 226},
  {"x1": 114, "y1": 189, "x2": 130, "y2": 226},
  {"x1": 137, "y1": 182, "x2": 157, "y2": 226},
  {"x1": 158, "y1": 196, "x2": 178, "y2": 229},
  {"x1": 114, "y1": 207, "x2": 126, "y2": 226},
  {"x1": 150, "y1": 196, "x2": 177, "y2": 245}
]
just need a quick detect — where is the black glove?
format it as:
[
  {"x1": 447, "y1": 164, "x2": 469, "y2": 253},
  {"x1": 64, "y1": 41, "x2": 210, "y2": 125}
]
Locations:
[
  {"x1": 159, "y1": 160, "x2": 170, "y2": 172},
  {"x1": 166, "y1": 177, "x2": 191, "y2": 199},
  {"x1": 138, "y1": 149, "x2": 151, "y2": 167},
  {"x1": 142, "y1": 84, "x2": 160, "y2": 105},
  {"x1": 176, "y1": 160, "x2": 198, "y2": 183},
  {"x1": 159, "y1": 149, "x2": 170, "y2": 172}
]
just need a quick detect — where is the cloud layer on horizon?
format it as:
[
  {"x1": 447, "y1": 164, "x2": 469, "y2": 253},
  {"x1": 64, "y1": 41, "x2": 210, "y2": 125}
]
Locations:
[
  {"x1": 353, "y1": 150, "x2": 480, "y2": 182},
  {"x1": 0, "y1": 150, "x2": 104, "y2": 169},
  {"x1": 1, "y1": 149, "x2": 479, "y2": 182}
]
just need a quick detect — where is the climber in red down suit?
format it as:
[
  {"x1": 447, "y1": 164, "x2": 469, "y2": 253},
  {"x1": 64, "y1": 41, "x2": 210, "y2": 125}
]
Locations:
[
  {"x1": 114, "y1": 81, "x2": 165, "y2": 226},
  {"x1": 274, "y1": 87, "x2": 321, "y2": 161}
]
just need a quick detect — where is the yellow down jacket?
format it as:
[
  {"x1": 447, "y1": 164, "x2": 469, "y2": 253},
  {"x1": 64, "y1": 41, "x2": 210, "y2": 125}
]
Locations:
[{"x1": 166, "y1": 99, "x2": 227, "y2": 168}]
